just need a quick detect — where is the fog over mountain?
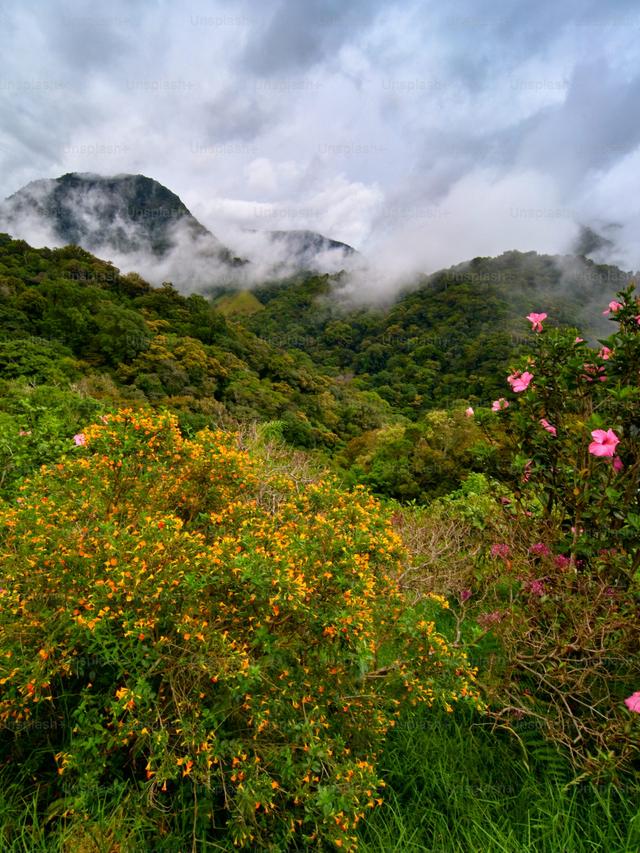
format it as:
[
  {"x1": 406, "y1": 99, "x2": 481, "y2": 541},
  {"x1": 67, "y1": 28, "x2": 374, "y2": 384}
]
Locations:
[
  {"x1": 1, "y1": 0, "x2": 640, "y2": 295},
  {"x1": 0, "y1": 173, "x2": 358, "y2": 289}
]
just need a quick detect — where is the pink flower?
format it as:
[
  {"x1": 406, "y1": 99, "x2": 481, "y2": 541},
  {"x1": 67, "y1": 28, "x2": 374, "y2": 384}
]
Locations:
[
  {"x1": 529, "y1": 542, "x2": 551, "y2": 557},
  {"x1": 490, "y1": 543, "x2": 510, "y2": 559},
  {"x1": 599, "y1": 548, "x2": 617, "y2": 558},
  {"x1": 528, "y1": 579, "x2": 546, "y2": 596},
  {"x1": 526, "y1": 312, "x2": 547, "y2": 332},
  {"x1": 603, "y1": 300, "x2": 623, "y2": 315},
  {"x1": 588, "y1": 429, "x2": 620, "y2": 458},
  {"x1": 635, "y1": 315, "x2": 640, "y2": 326},
  {"x1": 612, "y1": 455, "x2": 624, "y2": 473},
  {"x1": 624, "y1": 692, "x2": 640, "y2": 713},
  {"x1": 73, "y1": 433, "x2": 86, "y2": 446},
  {"x1": 477, "y1": 610, "x2": 503, "y2": 627},
  {"x1": 507, "y1": 371, "x2": 533, "y2": 392},
  {"x1": 492, "y1": 398, "x2": 509, "y2": 412},
  {"x1": 465, "y1": 407, "x2": 474, "y2": 417},
  {"x1": 581, "y1": 363, "x2": 606, "y2": 382},
  {"x1": 539, "y1": 418, "x2": 557, "y2": 437},
  {"x1": 554, "y1": 555, "x2": 571, "y2": 570},
  {"x1": 598, "y1": 346, "x2": 613, "y2": 360},
  {"x1": 460, "y1": 589, "x2": 472, "y2": 603},
  {"x1": 574, "y1": 336, "x2": 584, "y2": 343}
]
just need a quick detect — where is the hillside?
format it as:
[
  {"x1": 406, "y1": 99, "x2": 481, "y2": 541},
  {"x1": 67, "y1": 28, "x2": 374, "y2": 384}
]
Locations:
[
  {"x1": 0, "y1": 234, "x2": 397, "y2": 495},
  {"x1": 1, "y1": 280, "x2": 638, "y2": 851},
  {"x1": 237, "y1": 250, "x2": 635, "y2": 416},
  {"x1": 3, "y1": 232, "x2": 636, "y2": 501},
  {"x1": 1, "y1": 231, "x2": 638, "y2": 850}
]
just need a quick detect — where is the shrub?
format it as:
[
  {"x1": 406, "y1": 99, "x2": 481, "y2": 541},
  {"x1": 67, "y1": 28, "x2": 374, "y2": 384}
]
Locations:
[
  {"x1": 0, "y1": 381, "x2": 105, "y2": 498},
  {"x1": 466, "y1": 290, "x2": 640, "y2": 777},
  {"x1": 0, "y1": 408, "x2": 480, "y2": 849}
]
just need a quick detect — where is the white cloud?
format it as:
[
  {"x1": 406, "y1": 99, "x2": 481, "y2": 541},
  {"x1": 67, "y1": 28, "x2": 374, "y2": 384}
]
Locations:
[{"x1": 1, "y1": 0, "x2": 640, "y2": 293}]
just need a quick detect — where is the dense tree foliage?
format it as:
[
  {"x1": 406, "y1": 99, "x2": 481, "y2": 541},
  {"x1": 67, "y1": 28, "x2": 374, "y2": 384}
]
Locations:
[
  {"x1": 0, "y1": 235, "x2": 395, "y2": 495},
  {"x1": 238, "y1": 251, "x2": 632, "y2": 417}
]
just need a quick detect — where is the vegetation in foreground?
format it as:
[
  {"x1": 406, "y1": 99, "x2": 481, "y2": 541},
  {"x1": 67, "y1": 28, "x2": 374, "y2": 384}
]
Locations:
[
  {"x1": 1, "y1": 409, "x2": 480, "y2": 849},
  {"x1": 1, "y1": 707, "x2": 638, "y2": 851},
  {"x1": 0, "y1": 234, "x2": 639, "y2": 849}
]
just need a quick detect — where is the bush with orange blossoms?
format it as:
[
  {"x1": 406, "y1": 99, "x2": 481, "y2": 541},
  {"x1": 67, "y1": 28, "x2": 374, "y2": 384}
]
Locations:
[{"x1": 0, "y1": 408, "x2": 480, "y2": 850}]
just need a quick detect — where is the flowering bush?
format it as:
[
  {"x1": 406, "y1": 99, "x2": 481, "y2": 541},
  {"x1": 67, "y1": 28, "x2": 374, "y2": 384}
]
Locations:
[
  {"x1": 0, "y1": 408, "x2": 480, "y2": 849},
  {"x1": 472, "y1": 287, "x2": 640, "y2": 775},
  {"x1": 499, "y1": 285, "x2": 639, "y2": 565},
  {"x1": 0, "y1": 382, "x2": 105, "y2": 498}
]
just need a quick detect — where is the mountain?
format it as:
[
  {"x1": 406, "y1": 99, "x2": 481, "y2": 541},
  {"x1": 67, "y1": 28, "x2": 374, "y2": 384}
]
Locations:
[
  {"x1": 0, "y1": 172, "x2": 243, "y2": 263},
  {"x1": 0, "y1": 173, "x2": 357, "y2": 287},
  {"x1": 264, "y1": 229, "x2": 356, "y2": 273}
]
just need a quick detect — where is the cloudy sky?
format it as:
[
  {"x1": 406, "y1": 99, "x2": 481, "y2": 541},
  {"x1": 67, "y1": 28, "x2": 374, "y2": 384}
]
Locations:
[{"x1": 2, "y1": 0, "x2": 640, "y2": 279}]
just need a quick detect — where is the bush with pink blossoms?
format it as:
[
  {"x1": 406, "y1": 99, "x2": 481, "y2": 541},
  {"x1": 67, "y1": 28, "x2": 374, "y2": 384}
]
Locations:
[
  {"x1": 468, "y1": 287, "x2": 640, "y2": 778},
  {"x1": 495, "y1": 285, "x2": 639, "y2": 570}
]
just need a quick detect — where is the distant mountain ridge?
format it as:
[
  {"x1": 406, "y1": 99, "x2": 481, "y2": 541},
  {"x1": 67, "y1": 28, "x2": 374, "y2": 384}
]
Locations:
[{"x1": 265, "y1": 229, "x2": 356, "y2": 269}]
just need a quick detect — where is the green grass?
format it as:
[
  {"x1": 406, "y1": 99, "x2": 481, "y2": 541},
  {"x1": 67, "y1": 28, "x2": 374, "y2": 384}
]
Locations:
[
  {"x1": 357, "y1": 705, "x2": 640, "y2": 853},
  {"x1": 1, "y1": 707, "x2": 638, "y2": 851}
]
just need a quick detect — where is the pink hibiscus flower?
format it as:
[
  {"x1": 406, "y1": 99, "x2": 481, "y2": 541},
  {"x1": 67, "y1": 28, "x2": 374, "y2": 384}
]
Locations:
[
  {"x1": 73, "y1": 433, "x2": 87, "y2": 446},
  {"x1": 507, "y1": 371, "x2": 533, "y2": 392},
  {"x1": 624, "y1": 692, "x2": 640, "y2": 713},
  {"x1": 539, "y1": 418, "x2": 557, "y2": 436},
  {"x1": 588, "y1": 429, "x2": 620, "y2": 458},
  {"x1": 613, "y1": 455, "x2": 624, "y2": 473},
  {"x1": 598, "y1": 346, "x2": 613, "y2": 360},
  {"x1": 465, "y1": 407, "x2": 474, "y2": 417},
  {"x1": 526, "y1": 312, "x2": 547, "y2": 332},
  {"x1": 603, "y1": 300, "x2": 623, "y2": 315},
  {"x1": 492, "y1": 398, "x2": 509, "y2": 412},
  {"x1": 581, "y1": 363, "x2": 606, "y2": 382}
]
